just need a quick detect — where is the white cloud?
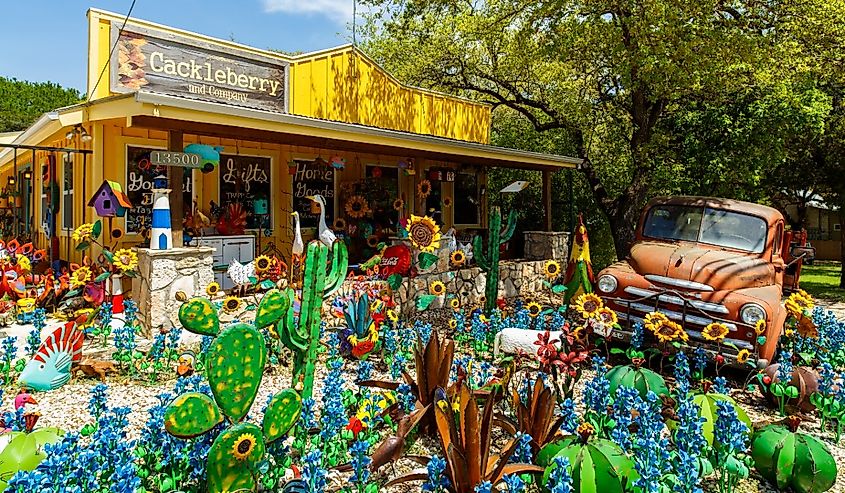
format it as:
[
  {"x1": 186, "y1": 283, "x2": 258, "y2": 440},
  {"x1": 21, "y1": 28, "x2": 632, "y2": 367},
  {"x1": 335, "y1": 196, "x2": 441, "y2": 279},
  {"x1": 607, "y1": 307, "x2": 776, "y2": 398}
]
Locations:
[{"x1": 262, "y1": 0, "x2": 354, "y2": 24}]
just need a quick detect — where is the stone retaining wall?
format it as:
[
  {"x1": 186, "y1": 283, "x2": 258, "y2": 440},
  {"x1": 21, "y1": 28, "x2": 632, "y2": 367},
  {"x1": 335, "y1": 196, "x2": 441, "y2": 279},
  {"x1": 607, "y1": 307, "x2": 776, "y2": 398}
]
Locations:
[{"x1": 394, "y1": 259, "x2": 550, "y2": 315}]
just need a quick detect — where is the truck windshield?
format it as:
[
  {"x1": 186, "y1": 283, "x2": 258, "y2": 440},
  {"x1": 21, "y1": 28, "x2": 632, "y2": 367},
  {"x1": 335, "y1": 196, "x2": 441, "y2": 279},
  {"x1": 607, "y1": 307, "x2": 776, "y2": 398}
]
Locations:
[{"x1": 643, "y1": 205, "x2": 767, "y2": 253}]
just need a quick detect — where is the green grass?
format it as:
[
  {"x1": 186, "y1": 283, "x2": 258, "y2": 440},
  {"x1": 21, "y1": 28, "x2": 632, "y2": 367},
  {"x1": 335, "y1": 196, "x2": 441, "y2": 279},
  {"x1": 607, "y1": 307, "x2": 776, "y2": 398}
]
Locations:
[{"x1": 799, "y1": 261, "x2": 845, "y2": 302}]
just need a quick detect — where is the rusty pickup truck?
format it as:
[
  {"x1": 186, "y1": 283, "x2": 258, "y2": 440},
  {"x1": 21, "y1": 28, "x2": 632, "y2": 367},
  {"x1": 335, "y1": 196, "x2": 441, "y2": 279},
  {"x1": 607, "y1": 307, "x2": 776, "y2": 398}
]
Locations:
[{"x1": 596, "y1": 196, "x2": 810, "y2": 366}]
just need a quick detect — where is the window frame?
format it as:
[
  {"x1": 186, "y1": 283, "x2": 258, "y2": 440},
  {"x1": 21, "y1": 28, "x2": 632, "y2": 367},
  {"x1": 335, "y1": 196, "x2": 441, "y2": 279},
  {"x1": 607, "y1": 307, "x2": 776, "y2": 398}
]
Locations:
[{"x1": 61, "y1": 153, "x2": 74, "y2": 231}]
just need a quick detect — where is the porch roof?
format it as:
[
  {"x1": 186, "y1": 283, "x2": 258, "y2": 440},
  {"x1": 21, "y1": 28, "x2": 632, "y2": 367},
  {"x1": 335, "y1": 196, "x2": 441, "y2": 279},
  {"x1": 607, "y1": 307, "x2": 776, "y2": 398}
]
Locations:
[{"x1": 0, "y1": 92, "x2": 582, "y2": 171}]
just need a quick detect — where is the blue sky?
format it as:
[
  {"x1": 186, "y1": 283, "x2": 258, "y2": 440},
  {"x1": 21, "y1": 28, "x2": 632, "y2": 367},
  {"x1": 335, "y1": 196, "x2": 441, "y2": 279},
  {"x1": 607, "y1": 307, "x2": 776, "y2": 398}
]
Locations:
[{"x1": 0, "y1": 0, "x2": 357, "y2": 92}]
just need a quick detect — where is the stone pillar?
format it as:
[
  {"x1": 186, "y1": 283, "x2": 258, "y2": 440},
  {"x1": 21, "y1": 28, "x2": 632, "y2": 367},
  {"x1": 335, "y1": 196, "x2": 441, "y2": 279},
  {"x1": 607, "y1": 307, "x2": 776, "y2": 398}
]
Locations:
[
  {"x1": 523, "y1": 231, "x2": 571, "y2": 260},
  {"x1": 132, "y1": 247, "x2": 214, "y2": 337}
]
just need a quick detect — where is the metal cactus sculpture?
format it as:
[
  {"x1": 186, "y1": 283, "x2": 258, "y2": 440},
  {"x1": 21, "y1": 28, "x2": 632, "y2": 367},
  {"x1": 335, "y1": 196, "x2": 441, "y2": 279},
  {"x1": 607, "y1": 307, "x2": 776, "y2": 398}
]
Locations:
[
  {"x1": 473, "y1": 206, "x2": 517, "y2": 314},
  {"x1": 276, "y1": 239, "x2": 348, "y2": 400},
  {"x1": 171, "y1": 296, "x2": 302, "y2": 493}
]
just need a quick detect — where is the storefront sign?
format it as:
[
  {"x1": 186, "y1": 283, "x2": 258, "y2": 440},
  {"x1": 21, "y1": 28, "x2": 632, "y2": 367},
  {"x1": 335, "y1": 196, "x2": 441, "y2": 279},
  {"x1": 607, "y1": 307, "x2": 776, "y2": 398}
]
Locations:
[
  {"x1": 110, "y1": 23, "x2": 288, "y2": 113},
  {"x1": 219, "y1": 154, "x2": 272, "y2": 229},
  {"x1": 292, "y1": 159, "x2": 334, "y2": 229}
]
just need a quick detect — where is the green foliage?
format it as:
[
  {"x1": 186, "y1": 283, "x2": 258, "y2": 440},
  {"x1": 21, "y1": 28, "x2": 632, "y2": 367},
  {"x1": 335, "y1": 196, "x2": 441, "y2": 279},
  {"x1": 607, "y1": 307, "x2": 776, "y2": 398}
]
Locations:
[
  {"x1": 752, "y1": 423, "x2": 838, "y2": 493},
  {"x1": 0, "y1": 77, "x2": 81, "y2": 132}
]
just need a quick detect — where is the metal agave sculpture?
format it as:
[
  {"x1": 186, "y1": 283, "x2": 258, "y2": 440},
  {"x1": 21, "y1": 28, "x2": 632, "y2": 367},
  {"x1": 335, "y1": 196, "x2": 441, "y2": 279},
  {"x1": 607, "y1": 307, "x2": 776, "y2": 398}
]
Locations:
[
  {"x1": 174, "y1": 297, "x2": 302, "y2": 493},
  {"x1": 359, "y1": 329, "x2": 454, "y2": 435},
  {"x1": 498, "y1": 377, "x2": 565, "y2": 461},
  {"x1": 388, "y1": 382, "x2": 544, "y2": 492}
]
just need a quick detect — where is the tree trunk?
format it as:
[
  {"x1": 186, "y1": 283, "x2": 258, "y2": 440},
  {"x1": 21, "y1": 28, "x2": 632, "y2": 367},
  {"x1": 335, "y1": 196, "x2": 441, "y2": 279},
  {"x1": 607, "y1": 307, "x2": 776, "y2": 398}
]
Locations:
[{"x1": 840, "y1": 195, "x2": 845, "y2": 289}]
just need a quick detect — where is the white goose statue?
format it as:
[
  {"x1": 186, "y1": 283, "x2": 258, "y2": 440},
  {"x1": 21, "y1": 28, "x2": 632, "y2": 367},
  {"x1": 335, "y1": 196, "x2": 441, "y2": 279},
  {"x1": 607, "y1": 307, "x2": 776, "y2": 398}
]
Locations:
[
  {"x1": 291, "y1": 211, "x2": 304, "y2": 260},
  {"x1": 306, "y1": 194, "x2": 337, "y2": 247}
]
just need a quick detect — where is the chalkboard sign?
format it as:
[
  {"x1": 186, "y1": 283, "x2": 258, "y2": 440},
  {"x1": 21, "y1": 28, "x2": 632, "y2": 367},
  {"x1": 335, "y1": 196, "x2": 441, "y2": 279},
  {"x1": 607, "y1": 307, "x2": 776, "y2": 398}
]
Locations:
[
  {"x1": 292, "y1": 159, "x2": 334, "y2": 229},
  {"x1": 126, "y1": 146, "x2": 192, "y2": 234},
  {"x1": 219, "y1": 154, "x2": 272, "y2": 229}
]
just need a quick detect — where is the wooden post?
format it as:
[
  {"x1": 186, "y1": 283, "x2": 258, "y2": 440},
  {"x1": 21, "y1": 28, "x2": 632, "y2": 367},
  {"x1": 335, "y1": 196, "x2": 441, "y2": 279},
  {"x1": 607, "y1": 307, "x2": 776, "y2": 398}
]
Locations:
[
  {"x1": 167, "y1": 130, "x2": 184, "y2": 247},
  {"x1": 542, "y1": 169, "x2": 553, "y2": 232}
]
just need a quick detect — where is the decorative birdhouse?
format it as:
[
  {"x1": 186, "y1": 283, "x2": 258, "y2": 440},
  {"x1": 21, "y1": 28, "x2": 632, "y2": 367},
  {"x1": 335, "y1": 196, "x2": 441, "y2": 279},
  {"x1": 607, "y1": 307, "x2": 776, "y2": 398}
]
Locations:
[
  {"x1": 87, "y1": 180, "x2": 132, "y2": 218},
  {"x1": 253, "y1": 197, "x2": 269, "y2": 215}
]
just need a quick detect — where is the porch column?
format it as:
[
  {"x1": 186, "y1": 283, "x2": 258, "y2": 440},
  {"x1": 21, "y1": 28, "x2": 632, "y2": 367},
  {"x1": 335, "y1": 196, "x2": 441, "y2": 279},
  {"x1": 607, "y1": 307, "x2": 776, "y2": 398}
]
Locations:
[
  {"x1": 542, "y1": 169, "x2": 553, "y2": 232},
  {"x1": 167, "y1": 130, "x2": 184, "y2": 246}
]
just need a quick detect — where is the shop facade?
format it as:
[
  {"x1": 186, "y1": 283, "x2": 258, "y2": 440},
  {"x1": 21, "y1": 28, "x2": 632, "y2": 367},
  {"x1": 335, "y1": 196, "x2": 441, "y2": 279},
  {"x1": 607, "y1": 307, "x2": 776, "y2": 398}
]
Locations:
[{"x1": 0, "y1": 9, "x2": 579, "y2": 281}]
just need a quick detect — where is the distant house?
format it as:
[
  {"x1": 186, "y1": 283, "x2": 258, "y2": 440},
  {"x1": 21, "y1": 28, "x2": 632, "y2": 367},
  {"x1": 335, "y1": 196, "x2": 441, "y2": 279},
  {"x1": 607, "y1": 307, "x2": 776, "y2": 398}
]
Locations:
[
  {"x1": 88, "y1": 180, "x2": 132, "y2": 217},
  {"x1": 784, "y1": 194, "x2": 841, "y2": 261}
]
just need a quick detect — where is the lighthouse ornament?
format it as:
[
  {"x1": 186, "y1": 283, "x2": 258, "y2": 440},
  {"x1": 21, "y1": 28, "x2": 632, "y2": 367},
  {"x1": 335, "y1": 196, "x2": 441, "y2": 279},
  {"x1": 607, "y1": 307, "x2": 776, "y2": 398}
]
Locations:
[{"x1": 150, "y1": 175, "x2": 173, "y2": 250}]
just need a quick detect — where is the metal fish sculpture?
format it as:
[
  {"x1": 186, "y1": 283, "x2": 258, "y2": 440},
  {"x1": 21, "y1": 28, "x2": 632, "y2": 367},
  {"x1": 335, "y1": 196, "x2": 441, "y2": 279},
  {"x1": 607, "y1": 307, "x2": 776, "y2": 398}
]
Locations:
[{"x1": 18, "y1": 321, "x2": 84, "y2": 391}]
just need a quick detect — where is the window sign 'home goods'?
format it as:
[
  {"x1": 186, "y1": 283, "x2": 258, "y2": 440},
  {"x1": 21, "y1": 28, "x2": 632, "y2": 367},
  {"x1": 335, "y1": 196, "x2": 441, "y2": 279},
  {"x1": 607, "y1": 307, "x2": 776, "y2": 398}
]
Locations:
[
  {"x1": 126, "y1": 146, "x2": 192, "y2": 234},
  {"x1": 110, "y1": 22, "x2": 288, "y2": 113},
  {"x1": 219, "y1": 154, "x2": 272, "y2": 230},
  {"x1": 292, "y1": 159, "x2": 334, "y2": 229}
]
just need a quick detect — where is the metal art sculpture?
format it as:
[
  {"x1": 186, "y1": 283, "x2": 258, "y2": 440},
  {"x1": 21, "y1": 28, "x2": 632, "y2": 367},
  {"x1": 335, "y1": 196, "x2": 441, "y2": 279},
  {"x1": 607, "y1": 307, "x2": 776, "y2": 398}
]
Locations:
[
  {"x1": 473, "y1": 206, "x2": 516, "y2": 314},
  {"x1": 276, "y1": 240, "x2": 348, "y2": 400},
  {"x1": 173, "y1": 298, "x2": 303, "y2": 493}
]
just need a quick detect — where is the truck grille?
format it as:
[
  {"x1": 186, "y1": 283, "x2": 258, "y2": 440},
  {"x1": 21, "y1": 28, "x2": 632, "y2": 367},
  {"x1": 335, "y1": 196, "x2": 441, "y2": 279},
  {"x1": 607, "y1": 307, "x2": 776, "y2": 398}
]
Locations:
[
  {"x1": 643, "y1": 274, "x2": 714, "y2": 292},
  {"x1": 623, "y1": 287, "x2": 728, "y2": 315}
]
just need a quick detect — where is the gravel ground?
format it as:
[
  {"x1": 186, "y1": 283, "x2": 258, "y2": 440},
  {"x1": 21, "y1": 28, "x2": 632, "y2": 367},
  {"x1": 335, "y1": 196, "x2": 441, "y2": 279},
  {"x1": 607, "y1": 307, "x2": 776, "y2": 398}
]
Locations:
[{"x1": 5, "y1": 302, "x2": 845, "y2": 493}]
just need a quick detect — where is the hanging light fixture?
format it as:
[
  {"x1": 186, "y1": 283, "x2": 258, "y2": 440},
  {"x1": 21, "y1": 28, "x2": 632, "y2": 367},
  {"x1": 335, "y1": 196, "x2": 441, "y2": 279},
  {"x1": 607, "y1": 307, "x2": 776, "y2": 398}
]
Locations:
[
  {"x1": 66, "y1": 124, "x2": 92, "y2": 143},
  {"x1": 22, "y1": 170, "x2": 32, "y2": 180},
  {"x1": 7, "y1": 176, "x2": 15, "y2": 186}
]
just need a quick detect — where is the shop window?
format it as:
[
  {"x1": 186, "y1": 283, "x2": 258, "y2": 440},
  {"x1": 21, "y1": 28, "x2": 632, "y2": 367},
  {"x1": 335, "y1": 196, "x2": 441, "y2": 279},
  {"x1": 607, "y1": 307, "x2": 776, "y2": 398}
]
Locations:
[
  {"x1": 424, "y1": 178, "x2": 443, "y2": 224},
  {"x1": 126, "y1": 146, "x2": 192, "y2": 234},
  {"x1": 218, "y1": 154, "x2": 272, "y2": 231},
  {"x1": 62, "y1": 154, "x2": 73, "y2": 230},
  {"x1": 337, "y1": 164, "x2": 401, "y2": 263},
  {"x1": 454, "y1": 171, "x2": 481, "y2": 225}
]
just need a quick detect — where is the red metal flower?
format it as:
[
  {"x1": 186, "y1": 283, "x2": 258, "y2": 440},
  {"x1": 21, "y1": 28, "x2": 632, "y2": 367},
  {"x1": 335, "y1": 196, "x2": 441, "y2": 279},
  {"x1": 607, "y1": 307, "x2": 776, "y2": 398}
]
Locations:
[
  {"x1": 351, "y1": 340, "x2": 375, "y2": 359},
  {"x1": 346, "y1": 416, "x2": 364, "y2": 438}
]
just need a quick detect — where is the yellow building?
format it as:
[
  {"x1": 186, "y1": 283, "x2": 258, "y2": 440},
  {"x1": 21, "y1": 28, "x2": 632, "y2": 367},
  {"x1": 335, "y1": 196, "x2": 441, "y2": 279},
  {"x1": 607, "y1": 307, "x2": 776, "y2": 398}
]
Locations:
[{"x1": 0, "y1": 9, "x2": 578, "y2": 268}]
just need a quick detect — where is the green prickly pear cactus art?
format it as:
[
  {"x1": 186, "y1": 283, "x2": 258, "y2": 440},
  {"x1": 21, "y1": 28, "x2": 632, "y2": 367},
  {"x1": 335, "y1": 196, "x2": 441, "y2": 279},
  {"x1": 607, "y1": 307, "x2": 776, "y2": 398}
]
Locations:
[
  {"x1": 275, "y1": 240, "x2": 348, "y2": 400},
  {"x1": 170, "y1": 292, "x2": 302, "y2": 493},
  {"x1": 473, "y1": 206, "x2": 517, "y2": 314}
]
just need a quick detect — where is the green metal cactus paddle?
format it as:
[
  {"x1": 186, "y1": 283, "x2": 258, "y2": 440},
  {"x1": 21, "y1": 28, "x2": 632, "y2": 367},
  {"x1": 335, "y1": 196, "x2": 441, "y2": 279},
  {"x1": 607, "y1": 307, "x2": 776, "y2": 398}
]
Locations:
[
  {"x1": 206, "y1": 323, "x2": 267, "y2": 422},
  {"x1": 207, "y1": 422, "x2": 266, "y2": 493},
  {"x1": 164, "y1": 392, "x2": 223, "y2": 438},
  {"x1": 178, "y1": 297, "x2": 220, "y2": 336}
]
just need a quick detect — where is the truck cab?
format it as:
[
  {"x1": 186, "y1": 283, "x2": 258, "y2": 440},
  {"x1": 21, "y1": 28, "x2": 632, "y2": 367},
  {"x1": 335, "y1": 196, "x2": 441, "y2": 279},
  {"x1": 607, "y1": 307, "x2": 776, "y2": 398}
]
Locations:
[{"x1": 596, "y1": 196, "x2": 808, "y2": 366}]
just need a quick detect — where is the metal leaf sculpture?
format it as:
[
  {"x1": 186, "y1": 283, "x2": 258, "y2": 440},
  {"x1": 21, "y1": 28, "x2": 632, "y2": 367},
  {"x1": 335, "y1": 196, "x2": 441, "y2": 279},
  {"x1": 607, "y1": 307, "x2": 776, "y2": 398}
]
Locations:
[
  {"x1": 387, "y1": 382, "x2": 543, "y2": 492},
  {"x1": 359, "y1": 329, "x2": 454, "y2": 435}
]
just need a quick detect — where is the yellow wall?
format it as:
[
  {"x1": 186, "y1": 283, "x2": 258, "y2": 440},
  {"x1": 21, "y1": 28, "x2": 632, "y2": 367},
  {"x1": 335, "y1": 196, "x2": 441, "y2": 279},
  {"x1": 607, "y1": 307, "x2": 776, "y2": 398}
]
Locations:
[{"x1": 87, "y1": 10, "x2": 491, "y2": 144}]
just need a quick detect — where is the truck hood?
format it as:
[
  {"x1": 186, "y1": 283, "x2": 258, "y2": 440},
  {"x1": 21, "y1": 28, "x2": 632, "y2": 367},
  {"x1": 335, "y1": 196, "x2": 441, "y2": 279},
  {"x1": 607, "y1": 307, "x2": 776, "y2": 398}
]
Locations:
[{"x1": 628, "y1": 242, "x2": 774, "y2": 290}]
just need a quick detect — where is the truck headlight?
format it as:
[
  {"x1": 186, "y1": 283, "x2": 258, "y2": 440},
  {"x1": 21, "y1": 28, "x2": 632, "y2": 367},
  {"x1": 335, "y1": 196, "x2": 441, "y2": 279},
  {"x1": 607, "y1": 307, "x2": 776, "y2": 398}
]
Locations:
[
  {"x1": 740, "y1": 303, "x2": 766, "y2": 325},
  {"x1": 597, "y1": 274, "x2": 618, "y2": 294}
]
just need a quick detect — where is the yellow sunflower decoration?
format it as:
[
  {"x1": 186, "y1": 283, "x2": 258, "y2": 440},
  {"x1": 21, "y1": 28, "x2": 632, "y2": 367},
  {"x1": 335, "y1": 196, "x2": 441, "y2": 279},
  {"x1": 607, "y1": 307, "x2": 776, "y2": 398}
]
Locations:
[
  {"x1": 754, "y1": 319, "x2": 767, "y2": 336},
  {"x1": 442, "y1": 197, "x2": 453, "y2": 208},
  {"x1": 112, "y1": 248, "x2": 138, "y2": 272},
  {"x1": 573, "y1": 293, "x2": 603, "y2": 319},
  {"x1": 702, "y1": 322, "x2": 730, "y2": 342},
  {"x1": 71, "y1": 223, "x2": 95, "y2": 242},
  {"x1": 393, "y1": 198, "x2": 405, "y2": 212},
  {"x1": 597, "y1": 307, "x2": 618, "y2": 325},
  {"x1": 527, "y1": 302, "x2": 543, "y2": 318},
  {"x1": 407, "y1": 215, "x2": 442, "y2": 253},
  {"x1": 345, "y1": 195, "x2": 370, "y2": 219},
  {"x1": 231, "y1": 432, "x2": 257, "y2": 461},
  {"x1": 646, "y1": 315, "x2": 687, "y2": 343},
  {"x1": 366, "y1": 235, "x2": 380, "y2": 248},
  {"x1": 450, "y1": 250, "x2": 466, "y2": 268},
  {"x1": 254, "y1": 255, "x2": 272, "y2": 274},
  {"x1": 736, "y1": 349, "x2": 751, "y2": 364},
  {"x1": 222, "y1": 296, "x2": 243, "y2": 314},
  {"x1": 70, "y1": 266, "x2": 92, "y2": 288},
  {"x1": 785, "y1": 291, "x2": 814, "y2": 318},
  {"x1": 430, "y1": 280, "x2": 447, "y2": 296},
  {"x1": 333, "y1": 218, "x2": 347, "y2": 231},
  {"x1": 206, "y1": 282, "x2": 221, "y2": 297},
  {"x1": 448, "y1": 319, "x2": 457, "y2": 329},
  {"x1": 450, "y1": 298, "x2": 460, "y2": 309},
  {"x1": 417, "y1": 179, "x2": 432, "y2": 199},
  {"x1": 386, "y1": 309, "x2": 398, "y2": 322},
  {"x1": 544, "y1": 260, "x2": 562, "y2": 279}
]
